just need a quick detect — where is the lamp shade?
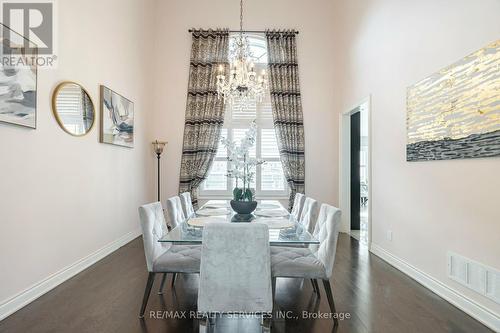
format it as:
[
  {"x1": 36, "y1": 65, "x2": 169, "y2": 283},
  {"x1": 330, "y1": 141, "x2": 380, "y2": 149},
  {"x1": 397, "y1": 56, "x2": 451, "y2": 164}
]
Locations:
[{"x1": 152, "y1": 140, "x2": 167, "y2": 155}]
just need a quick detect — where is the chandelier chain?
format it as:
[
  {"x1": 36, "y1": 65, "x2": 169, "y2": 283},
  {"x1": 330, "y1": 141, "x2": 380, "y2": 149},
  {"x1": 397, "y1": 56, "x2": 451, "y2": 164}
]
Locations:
[{"x1": 240, "y1": 0, "x2": 243, "y2": 34}]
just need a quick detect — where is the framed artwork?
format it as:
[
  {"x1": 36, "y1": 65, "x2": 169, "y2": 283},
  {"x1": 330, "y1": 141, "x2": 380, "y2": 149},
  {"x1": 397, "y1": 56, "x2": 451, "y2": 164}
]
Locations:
[
  {"x1": 407, "y1": 40, "x2": 500, "y2": 161},
  {"x1": 0, "y1": 23, "x2": 37, "y2": 129},
  {"x1": 100, "y1": 85, "x2": 134, "y2": 148}
]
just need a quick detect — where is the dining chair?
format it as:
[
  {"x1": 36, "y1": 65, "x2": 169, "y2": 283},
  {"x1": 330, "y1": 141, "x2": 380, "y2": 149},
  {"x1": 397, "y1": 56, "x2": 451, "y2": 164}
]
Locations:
[
  {"x1": 298, "y1": 197, "x2": 320, "y2": 234},
  {"x1": 161, "y1": 193, "x2": 196, "y2": 292},
  {"x1": 290, "y1": 193, "x2": 305, "y2": 220},
  {"x1": 180, "y1": 192, "x2": 195, "y2": 219},
  {"x1": 270, "y1": 203, "x2": 342, "y2": 326},
  {"x1": 138, "y1": 202, "x2": 201, "y2": 318},
  {"x1": 165, "y1": 196, "x2": 185, "y2": 229},
  {"x1": 198, "y1": 222, "x2": 272, "y2": 329}
]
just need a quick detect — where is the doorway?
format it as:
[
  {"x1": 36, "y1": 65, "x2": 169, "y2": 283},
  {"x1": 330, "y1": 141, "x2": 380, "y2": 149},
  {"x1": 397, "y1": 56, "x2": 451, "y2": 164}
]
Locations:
[
  {"x1": 339, "y1": 97, "x2": 371, "y2": 247},
  {"x1": 350, "y1": 111, "x2": 361, "y2": 232}
]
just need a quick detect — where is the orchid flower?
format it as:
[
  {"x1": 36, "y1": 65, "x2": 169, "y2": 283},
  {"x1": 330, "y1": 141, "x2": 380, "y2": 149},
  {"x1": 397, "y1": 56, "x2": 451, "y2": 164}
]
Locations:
[{"x1": 220, "y1": 120, "x2": 265, "y2": 201}]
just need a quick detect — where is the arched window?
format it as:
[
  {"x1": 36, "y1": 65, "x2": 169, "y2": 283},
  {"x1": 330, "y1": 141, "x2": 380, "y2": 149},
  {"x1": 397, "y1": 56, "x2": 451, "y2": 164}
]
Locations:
[{"x1": 200, "y1": 33, "x2": 289, "y2": 199}]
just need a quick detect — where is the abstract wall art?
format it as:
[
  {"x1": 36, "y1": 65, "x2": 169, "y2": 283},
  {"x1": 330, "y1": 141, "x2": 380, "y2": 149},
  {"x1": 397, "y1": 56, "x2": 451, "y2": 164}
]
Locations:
[
  {"x1": 407, "y1": 40, "x2": 500, "y2": 161},
  {"x1": 100, "y1": 85, "x2": 134, "y2": 148},
  {"x1": 0, "y1": 24, "x2": 37, "y2": 129}
]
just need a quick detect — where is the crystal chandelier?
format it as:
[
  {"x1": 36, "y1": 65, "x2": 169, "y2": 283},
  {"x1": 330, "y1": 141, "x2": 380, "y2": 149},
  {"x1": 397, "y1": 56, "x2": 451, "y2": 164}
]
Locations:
[{"x1": 216, "y1": 0, "x2": 268, "y2": 108}]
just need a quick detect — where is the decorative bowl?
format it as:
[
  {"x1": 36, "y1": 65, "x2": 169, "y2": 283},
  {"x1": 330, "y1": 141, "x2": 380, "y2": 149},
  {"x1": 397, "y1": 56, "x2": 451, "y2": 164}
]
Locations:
[{"x1": 230, "y1": 200, "x2": 258, "y2": 215}]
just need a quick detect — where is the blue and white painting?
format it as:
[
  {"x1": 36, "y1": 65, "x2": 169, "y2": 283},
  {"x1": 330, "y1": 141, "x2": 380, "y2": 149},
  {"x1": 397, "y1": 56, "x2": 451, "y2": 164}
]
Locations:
[
  {"x1": 0, "y1": 25, "x2": 37, "y2": 129},
  {"x1": 100, "y1": 85, "x2": 134, "y2": 148}
]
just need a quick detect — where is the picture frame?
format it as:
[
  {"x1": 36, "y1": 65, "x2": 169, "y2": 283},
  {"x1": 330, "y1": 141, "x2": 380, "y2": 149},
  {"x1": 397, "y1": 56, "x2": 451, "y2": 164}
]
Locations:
[
  {"x1": 99, "y1": 85, "x2": 134, "y2": 148},
  {"x1": 406, "y1": 40, "x2": 500, "y2": 161},
  {"x1": 0, "y1": 23, "x2": 38, "y2": 129}
]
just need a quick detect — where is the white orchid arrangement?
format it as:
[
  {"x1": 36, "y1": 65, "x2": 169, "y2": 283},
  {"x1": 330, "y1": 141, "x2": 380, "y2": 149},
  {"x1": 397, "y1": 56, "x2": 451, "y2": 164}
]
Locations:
[{"x1": 221, "y1": 120, "x2": 265, "y2": 202}]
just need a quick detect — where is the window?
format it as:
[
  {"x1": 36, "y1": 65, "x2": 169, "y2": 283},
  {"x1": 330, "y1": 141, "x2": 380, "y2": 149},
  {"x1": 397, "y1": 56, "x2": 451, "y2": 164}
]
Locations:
[{"x1": 200, "y1": 34, "x2": 289, "y2": 199}]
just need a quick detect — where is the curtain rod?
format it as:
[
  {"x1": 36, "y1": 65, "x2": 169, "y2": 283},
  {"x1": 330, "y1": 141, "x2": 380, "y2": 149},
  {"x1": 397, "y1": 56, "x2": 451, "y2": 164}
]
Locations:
[{"x1": 188, "y1": 29, "x2": 299, "y2": 35}]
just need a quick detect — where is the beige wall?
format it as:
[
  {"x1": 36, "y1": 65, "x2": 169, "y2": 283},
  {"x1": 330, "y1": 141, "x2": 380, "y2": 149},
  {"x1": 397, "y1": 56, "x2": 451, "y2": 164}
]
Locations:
[
  {"x1": 0, "y1": 0, "x2": 155, "y2": 306},
  {"x1": 151, "y1": 0, "x2": 339, "y2": 206},
  {"x1": 332, "y1": 0, "x2": 500, "y2": 316}
]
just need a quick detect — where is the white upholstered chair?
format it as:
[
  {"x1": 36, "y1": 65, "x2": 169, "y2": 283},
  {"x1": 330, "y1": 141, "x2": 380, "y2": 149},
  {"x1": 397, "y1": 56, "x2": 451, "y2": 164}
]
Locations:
[
  {"x1": 298, "y1": 197, "x2": 320, "y2": 234},
  {"x1": 165, "y1": 196, "x2": 185, "y2": 228},
  {"x1": 180, "y1": 192, "x2": 195, "y2": 219},
  {"x1": 198, "y1": 222, "x2": 272, "y2": 327},
  {"x1": 160, "y1": 194, "x2": 196, "y2": 293},
  {"x1": 270, "y1": 204, "x2": 342, "y2": 325},
  {"x1": 290, "y1": 193, "x2": 305, "y2": 220},
  {"x1": 138, "y1": 202, "x2": 201, "y2": 318}
]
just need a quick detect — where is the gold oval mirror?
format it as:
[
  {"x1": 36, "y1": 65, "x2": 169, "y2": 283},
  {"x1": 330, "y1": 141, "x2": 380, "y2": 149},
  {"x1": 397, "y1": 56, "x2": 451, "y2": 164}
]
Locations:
[{"x1": 52, "y1": 82, "x2": 95, "y2": 136}]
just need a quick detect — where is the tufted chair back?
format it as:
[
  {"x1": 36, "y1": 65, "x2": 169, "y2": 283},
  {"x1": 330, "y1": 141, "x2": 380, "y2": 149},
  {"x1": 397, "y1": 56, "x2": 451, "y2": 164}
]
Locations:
[
  {"x1": 309, "y1": 204, "x2": 342, "y2": 279},
  {"x1": 299, "y1": 197, "x2": 320, "y2": 234},
  {"x1": 166, "y1": 196, "x2": 185, "y2": 228},
  {"x1": 290, "y1": 193, "x2": 305, "y2": 220},
  {"x1": 139, "y1": 202, "x2": 170, "y2": 272},
  {"x1": 198, "y1": 222, "x2": 272, "y2": 314},
  {"x1": 180, "y1": 192, "x2": 195, "y2": 218}
]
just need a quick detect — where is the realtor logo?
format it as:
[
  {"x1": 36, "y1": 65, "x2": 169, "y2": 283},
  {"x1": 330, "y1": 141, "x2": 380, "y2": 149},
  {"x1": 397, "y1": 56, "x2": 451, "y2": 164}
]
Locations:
[
  {"x1": 2, "y1": 1, "x2": 52, "y2": 53},
  {"x1": 1, "y1": 0, "x2": 57, "y2": 67}
]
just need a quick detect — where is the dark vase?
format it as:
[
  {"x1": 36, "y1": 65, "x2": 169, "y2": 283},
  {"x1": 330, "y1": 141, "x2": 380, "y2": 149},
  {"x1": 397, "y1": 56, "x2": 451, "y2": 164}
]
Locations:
[{"x1": 230, "y1": 200, "x2": 258, "y2": 215}]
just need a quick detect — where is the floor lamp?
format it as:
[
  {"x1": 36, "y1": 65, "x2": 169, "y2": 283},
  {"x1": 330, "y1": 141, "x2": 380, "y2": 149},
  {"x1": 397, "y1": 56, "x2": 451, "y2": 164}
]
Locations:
[{"x1": 152, "y1": 140, "x2": 167, "y2": 202}]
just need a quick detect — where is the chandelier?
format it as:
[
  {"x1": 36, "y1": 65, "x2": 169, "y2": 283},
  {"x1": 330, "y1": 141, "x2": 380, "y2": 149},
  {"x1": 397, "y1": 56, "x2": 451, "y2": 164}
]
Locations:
[{"x1": 216, "y1": 0, "x2": 268, "y2": 108}]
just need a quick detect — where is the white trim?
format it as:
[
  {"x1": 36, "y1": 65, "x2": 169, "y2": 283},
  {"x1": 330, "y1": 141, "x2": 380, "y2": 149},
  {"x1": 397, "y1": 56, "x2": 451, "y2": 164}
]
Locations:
[
  {"x1": 338, "y1": 112, "x2": 351, "y2": 234},
  {"x1": 339, "y1": 95, "x2": 373, "y2": 248},
  {"x1": 370, "y1": 243, "x2": 500, "y2": 332},
  {"x1": 0, "y1": 228, "x2": 142, "y2": 321}
]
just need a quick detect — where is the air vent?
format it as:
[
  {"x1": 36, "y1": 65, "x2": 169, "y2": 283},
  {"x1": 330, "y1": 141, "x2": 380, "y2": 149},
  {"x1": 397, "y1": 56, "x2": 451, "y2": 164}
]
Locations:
[
  {"x1": 448, "y1": 252, "x2": 500, "y2": 304},
  {"x1": 486, "y1": 270, "x2": 500, "y2": 304}
]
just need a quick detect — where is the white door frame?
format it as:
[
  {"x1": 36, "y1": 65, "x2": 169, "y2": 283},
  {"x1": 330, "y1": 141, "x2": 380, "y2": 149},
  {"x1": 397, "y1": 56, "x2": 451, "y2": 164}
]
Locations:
[{"x1": 338, "y1": 95, "x2": 372, "y2": 249}]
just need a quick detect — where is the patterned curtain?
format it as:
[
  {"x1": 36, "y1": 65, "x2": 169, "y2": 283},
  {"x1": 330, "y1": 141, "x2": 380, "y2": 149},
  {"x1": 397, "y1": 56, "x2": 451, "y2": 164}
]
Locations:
[
  {"x1": 179, "y1": 29, "x2": 229, "y2": 207},
  {"x1": 266, "y1": 30, "x2": 305, "y2": 209}
]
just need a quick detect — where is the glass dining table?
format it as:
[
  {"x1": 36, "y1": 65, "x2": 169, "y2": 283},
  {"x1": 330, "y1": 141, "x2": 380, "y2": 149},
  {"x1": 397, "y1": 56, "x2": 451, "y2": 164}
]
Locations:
[{"x1": 158, "y1": 200, "x2": 319, "y2": 245}]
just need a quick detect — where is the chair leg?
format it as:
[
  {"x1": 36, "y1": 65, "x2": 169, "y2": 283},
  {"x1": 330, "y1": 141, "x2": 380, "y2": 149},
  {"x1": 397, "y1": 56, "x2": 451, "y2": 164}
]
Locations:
[
  {"x1": 322, "y1": 279, "x2": 338, "y2": 327},
  {"x1": 199, "y1": 317, "x2": 208, "y2": 333},
  {"x1": 199, "y1": 314, "x2": 215, "y2": 333},
  {"x1": 139, "y1": 272, "x2": 156, "y2": 318},
  {"x1": 310, "y1": 279, "x2": 318, "y2": 293},
  {"x1": 271, "y1": 277, "x2": 276, "y2": 300},
  {"x1": 171, "y1": 272, "x2": 177, "y2": 288},
  {"x1": 158, "y1": 273, "x2": 168, "y2": 294},
  {"x1": 313, "y1": 279, "x2": 321, "y2": 298},
  {"x1": 316, "y1": 279, "x2": 321, "y2": 298},
  {"x1": 261, "y1": 314, "x2": 272, "y2": 333},
  {"x1": 271, "y1": 277, "x2": 277, "y2": 314},
  {"x1": 207, "y1": 314, "x2": 216, "y2": 332}
]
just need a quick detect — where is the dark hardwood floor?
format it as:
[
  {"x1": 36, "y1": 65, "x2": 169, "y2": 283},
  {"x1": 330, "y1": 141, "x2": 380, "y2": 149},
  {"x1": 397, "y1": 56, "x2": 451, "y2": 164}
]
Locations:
[{"x1": 0, "y1": 234, "x2": 492, "y2": 333}]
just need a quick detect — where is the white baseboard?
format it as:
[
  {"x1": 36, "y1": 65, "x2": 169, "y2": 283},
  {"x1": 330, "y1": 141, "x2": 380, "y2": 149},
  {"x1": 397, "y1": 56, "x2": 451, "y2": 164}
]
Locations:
[
  {"x1": 370, "y1": 243, "x2": 500, "y2": 332},
  {"x1": 0, "y1": 228, "x2": 142, "y2": 321}
]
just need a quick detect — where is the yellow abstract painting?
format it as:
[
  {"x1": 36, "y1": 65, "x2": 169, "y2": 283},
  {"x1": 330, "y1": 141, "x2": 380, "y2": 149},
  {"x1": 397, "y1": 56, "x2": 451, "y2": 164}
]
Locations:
[{"x1": 407, "y1": 40, "x2": 500, "y2": 161}]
